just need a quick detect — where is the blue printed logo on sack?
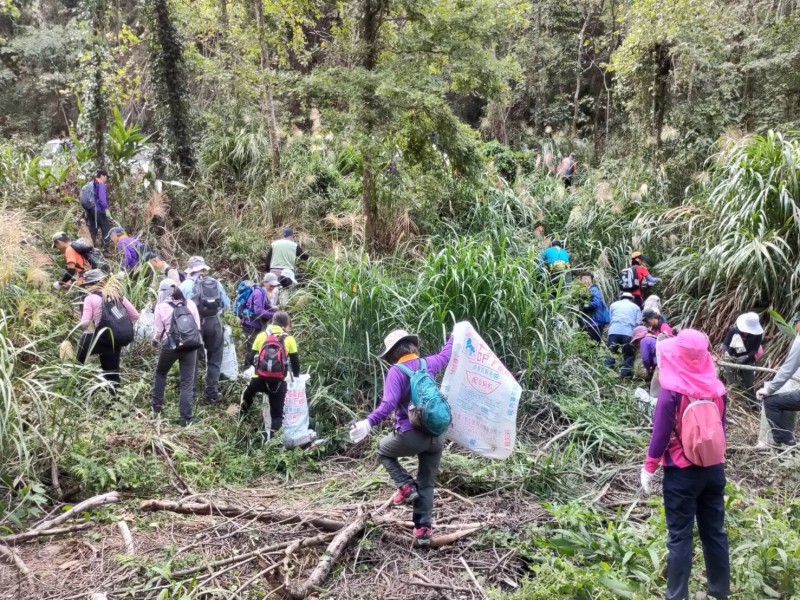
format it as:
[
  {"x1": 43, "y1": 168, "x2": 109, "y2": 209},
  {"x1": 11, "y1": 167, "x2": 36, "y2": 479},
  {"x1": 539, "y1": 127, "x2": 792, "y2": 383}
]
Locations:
[
  {"x1": 465, "y1": 338, "x2": 476, "y2": 357},
  {"x1": 396, "y1": 358, "x2": 452, "y2": 436}
]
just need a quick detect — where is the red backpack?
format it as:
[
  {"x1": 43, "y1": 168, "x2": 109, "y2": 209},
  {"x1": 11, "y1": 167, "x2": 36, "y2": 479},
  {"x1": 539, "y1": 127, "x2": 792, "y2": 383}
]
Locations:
[
  {"x1": 678, "y1": 396, "x2": 726, "y2": 467},
  {"x1": 256, "y1": 333, "x2": 288, "y2": 380}
]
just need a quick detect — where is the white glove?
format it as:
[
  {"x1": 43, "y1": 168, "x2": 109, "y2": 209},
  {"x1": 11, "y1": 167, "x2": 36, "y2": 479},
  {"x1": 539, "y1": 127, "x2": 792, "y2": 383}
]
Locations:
[
  {"x1": 349, "y1": 420, "x2": 371, "y2": 443},
  {"x1": 52, "y1": 281, "x2": 63, "y2": 290},
  {"x1": 240, "y1": 366, "x2": 255, "y2": 380},
  {"x1": 640, "y1": 469, "x2": 654, "y2": 496},
  {"x1": 756, "y1": 387, "x2": 769, "y2": 401},
  {"x1": 116, "y1": 270, "x2": 127, "y2": 279}
]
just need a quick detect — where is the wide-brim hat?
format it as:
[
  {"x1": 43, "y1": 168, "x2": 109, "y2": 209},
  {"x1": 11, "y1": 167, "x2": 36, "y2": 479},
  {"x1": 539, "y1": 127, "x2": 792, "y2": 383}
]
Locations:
[
  {"x1": 631, "y1": 325, "x2": 649, "y2": 343},
  {"x1": 186, "y1": 256, "x2": 210, "y2": 275},
  {"x1": 83, "y1": 269, "x2": 107, "y2": 285},
  {"x1": 736, "y1": 312, "x2": 763, "y2": 336},
  {"x1": 263, "y1": 272, "x2": 281, "y2": 286},
  {"x1": 378, "y1": 329, "x2": 420, "y2": 359},
  {"x1": 280, "y1": 268, "x2": 297, "y2": 284},
  {"x1": 621, "y1": 292, "x2": 635, "y2": 300}
]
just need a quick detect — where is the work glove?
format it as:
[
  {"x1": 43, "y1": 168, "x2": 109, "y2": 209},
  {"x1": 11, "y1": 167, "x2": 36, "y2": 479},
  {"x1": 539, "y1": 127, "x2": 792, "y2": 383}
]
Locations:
[
  {"x1": 640, "y1": 468, "x2": 654, "y2": 496},
  {"x1": 756, "y1": 387, "x2": 769, "y2": 401},
  {"x1": 349, "y1": 419, "x2": 372, "y2": 443},
  {"x1": 240, "y1": 366, "x2": 255, "y2": 380},
  {"x1": 52, "y1": 281, "x2": 63, "y2": 291}
]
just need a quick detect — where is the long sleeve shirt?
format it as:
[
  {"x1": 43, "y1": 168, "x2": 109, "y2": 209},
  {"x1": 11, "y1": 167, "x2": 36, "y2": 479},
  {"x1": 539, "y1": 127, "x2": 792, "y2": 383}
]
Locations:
[
  {"x1": 95, "y1": 181, "x2": 109, "y2": 211},
  {"x1": 764, "y1": 335, "x2": 800, "y2": 395},
  {"x1": 179, "y1": 275, "x2": 231, "y2": 311},
  {"x1": 721, "y1": 326, "x2": 762, "y2": 362},
  {"x1": 367, "y1": 337, "x2": 454, "y2": 432},
  {"x1": 80, "y1": 293, "x2": 140, "y2": 332},
  {"x1": 116, "y1": 236, "x2": 142, "y2": 271},
  {"x1": 541, "y1": 246, "x2": 570, "y2": 268},
  {"x1": 583, "y1": 285, "x2": 608, "y2": 325},
  {"x1": 608, "y1": 299, "x2": 642, "y2": 337},
  {"x1": 644, "y1": 390, "x2": 727, "y2": 473},
  {"x1": 641, "y1": 335, "x2": 657, "y2": 369},
  {"x1": 241, "y1": 286, "x2": 276, "y2": 330},
  {"x1": 153, "y1": 300, "x2": 201, "y2": 343}
]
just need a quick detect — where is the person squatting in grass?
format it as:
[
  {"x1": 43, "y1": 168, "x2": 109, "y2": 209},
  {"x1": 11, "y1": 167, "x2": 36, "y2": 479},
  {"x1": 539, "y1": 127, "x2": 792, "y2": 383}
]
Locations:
[
  {"x1": 641, "y1": 329, "x2": 730, "y2": 600},
  {"x1": 52, "y1": 231, "x2": 89, "y2": 289},
  {"x1": 151, "y1": 279, "x2": 202, "y2": 427},
  {"x1": 349, "y1": 329, "x2": 454, "y2": 547},
  {"x1": 239, "y1": 311, "x2": 301, "y2": 438},
  {"x1": 77, "y1": 269, "x2": 139, "y2": 395}
]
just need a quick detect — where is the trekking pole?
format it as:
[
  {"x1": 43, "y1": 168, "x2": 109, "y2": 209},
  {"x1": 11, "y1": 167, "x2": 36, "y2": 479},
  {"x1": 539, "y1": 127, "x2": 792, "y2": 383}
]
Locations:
[{"x1": 715, "y1": 359, "x2": 800, "y2": 385}]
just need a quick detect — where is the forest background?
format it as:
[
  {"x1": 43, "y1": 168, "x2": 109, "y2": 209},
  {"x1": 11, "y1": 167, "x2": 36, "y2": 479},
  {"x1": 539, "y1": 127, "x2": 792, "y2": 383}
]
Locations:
[{"x1": 2, "y1": 0, "x2": 800, "y2": 598}]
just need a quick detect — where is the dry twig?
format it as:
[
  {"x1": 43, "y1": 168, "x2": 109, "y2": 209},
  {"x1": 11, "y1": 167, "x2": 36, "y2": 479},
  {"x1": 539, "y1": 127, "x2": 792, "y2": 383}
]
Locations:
[
  {"x1": 0, "y1": 522, "x2": 96, "y2": 545},
  {"x1": 32, "y1": 492, "x2": 120, "y2": 532}
]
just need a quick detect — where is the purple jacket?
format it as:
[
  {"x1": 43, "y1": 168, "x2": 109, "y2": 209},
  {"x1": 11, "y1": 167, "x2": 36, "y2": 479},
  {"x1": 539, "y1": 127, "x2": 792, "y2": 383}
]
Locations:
[
  {"x1": 117, "y1": 236, "x2": 142, "y2": 271},
  {"x1": 368, "y1": 337, "x2": 453, "y2": 432},
  {"x1": 241, "y1": 286, "x2": 276, "y2": 330},
  {"x1": 95, "y1": 181, "x2": 109, "y2": 211},
  {"x1": 641, "y1": 335, "x2": 657, "y2": 369}
]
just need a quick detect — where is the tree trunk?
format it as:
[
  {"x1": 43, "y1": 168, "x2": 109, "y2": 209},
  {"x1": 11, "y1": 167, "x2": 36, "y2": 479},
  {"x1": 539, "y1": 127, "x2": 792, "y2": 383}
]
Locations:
[
  {"x1": 652, "y1": 42, "x2": 672, "y2": 157},
  {"x1": 253, "y1": 0, "x2": 280, "y2": 174},
  {"x1": 362, "y1": 163, "x2": 378, "y2": 252},
  {"x1": 572, "y1": 12, "x2": 591, "y2": 140}
]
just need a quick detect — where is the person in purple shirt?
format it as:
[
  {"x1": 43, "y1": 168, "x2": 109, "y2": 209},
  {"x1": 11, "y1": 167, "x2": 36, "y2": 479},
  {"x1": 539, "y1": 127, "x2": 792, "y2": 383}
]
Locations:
[
  {"x1": 349, "y1": 328, "x2": 453, "y2": 547},
  {"x1": 85, "y1": 169, "x2": 113, "y2": 249},
  {"x1": 239, "y1": 273, "x2": 281, "y2": 351},
  {"x1": 107, "y1": 227, "x2": 143, "y2": 271}
]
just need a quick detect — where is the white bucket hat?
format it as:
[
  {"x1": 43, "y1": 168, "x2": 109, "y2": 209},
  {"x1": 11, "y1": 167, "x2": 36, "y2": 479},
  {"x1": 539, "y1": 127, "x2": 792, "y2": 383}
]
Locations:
[
  {"x1": 280, "y1": 268, "x2": 297, "y2": 284},
  {"x1": 186, "y1": 256, "x2": 210, "y2": 275},
  {"x1": 378, "y1": 329, "x2": 420, "y2": 360},
  {"x1": 736, "y1": 312, "x2": 763, "y2": 336}
]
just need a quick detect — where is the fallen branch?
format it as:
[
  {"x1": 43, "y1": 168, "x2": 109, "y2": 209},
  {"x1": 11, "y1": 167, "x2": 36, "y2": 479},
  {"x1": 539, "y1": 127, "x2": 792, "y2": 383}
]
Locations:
[
  {"x1": 170, "y1": 532, "x2": 335, "y2": 579},
  {"x1": 542, "y1": 422, "x2": 582, "y2": 451},
  {"x1": 0, "y1": 522, "x2": 96, "y2": 546},
  {"x1": 116, "y1": 521, "x2": 135, "y2": 555},
  {"x1": 0, "y1": 544, "x2": 34, "y2": 585},
  {"x1": 32, "y1": 492, "x2": 120, "y2": 532},
  {"x1": 287, "y1": 497, "x2": 394, "y2": 599},
  {"x1": 379, "y1": 526, "x2": 482, "y2": 549},
  {"x1": 410, "y1": 577, "x2": 472, "y2": 593},
  {"x1": 460, "y1": 556, "x2": 489, "y2": 600},
  {"x1": 140, "y1": 499, "x2": 345, "y2": 533}
]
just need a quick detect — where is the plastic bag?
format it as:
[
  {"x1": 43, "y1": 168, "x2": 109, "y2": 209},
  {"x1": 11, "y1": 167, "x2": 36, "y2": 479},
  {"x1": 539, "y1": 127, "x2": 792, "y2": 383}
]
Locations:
[
  {"x1": 635, "y1": 387, "x2": 657, "y2": 412},
  {"x1": 135, "y1": 303, "x2": 155, "y2": 343},
  {"x1": 220, "y1": 325, "x2": 239, "y2": 380},
  {"x1": 440, "y1": 322, "x2": 521, "y2": 459},
  {"x1": 279, "y1": 374, "x2": 316, "y2": 448}
]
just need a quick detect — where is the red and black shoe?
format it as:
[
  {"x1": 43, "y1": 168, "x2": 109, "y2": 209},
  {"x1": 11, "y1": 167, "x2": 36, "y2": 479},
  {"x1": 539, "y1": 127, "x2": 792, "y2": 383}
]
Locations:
[
  {"x1": 413, "y1": 526, "x2": 432, "y2": 546},
  {"x1": 393, "y1": 482, "x2": 419, "y2": 505}
]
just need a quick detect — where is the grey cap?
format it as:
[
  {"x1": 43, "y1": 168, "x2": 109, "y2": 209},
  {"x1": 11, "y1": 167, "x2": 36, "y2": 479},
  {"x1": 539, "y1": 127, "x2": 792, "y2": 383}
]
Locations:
[
  {"x1": 263, "y1": 273, "x2": 280, "y2": 286},
  {"x1": 186, "y1": 256, "x2": 210, "y2": 275},
  {"x1": 105, "y1": 226, "x2": 125, "y2": 240},
  {"x1": 52, "y1": 231, "x2": 70, "y2": 247},
  {"x1": 83, "y1": 269, "x2": 106, "y2": 285}
]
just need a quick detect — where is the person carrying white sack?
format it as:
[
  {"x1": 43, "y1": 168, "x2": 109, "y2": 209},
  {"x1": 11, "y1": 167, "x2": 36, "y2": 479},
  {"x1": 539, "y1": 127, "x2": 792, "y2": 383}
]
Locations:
[{"x1": 349, "y1": 329, "x2": 453, "y2": 547}]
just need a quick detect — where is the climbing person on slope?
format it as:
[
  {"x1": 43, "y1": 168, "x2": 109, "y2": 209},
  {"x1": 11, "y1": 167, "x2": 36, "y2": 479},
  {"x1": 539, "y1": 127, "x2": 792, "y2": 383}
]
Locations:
[
  {"x1": 77, "y1": 269, "x2": 139, "y2": 395},
  {"x1": 605, "y1": 292, "x2": 642, "y2": 378},
  {"x1": 558, "y1": 153, "x2": 577, "y2": 187},
  {"x1": 620, "y1": 251, "x2": 661, "y2": 308},
  {"x1": 52, "y1": 232, "x2": 89, "y2": 289},
  {"x1": 239, "y1": 311, "x2": 301, "y2": 438},
  {"x1": 631, "y1": 325, "x2": 658, "y2": 383},
  {"x1": 180, "y1": 256, "x2": 231, "y2": 404},
  {"x1": 757, "y1": 314, "x2": 800, "y2": 446},
  {"x1": 579, "y1": 271, "x2": 609, "y2": 343},
  {"x1": 151, "y1": 279, "x2": 202, "y2": 427},
  {"x1": 349, "y1": 329, "x2": 454, "y2": 547},
  {"x1": 265, "y1": 228, "x2": 309, "y2": 279},
  {"x1": 640, "y1": 329, "x2": 730, "y2": 600},
  {"x1": 239, "y1": 273, "x2": 281, "y2": 352},
  {"x1": 541, "y1": 238, "x2": 572, "y2": 285},
  {"x1": 107, "y1": 227, "x2": 146, "y2": 273},
  {"x1": 721, "y1": 312, "x2": 763, "y2": 407},
  {"x1": 643, "y1": 308, "x2": 673, "y2": 336}
]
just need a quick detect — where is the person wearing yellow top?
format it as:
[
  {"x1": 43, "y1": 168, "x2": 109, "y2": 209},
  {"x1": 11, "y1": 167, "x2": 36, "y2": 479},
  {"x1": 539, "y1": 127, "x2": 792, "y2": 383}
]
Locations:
[{"x1": 240, "y1": 312, "x2": 301, "y2": 437}]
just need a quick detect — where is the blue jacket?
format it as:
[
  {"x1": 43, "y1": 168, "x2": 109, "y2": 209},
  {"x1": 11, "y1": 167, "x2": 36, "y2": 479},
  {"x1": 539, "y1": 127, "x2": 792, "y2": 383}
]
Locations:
[
  {"x1": 542, "y1": 246, "x2": 570, "y2": 268},
  {"x1": 584, "y1": 285, "x2": 609, "y2": 326},
  {"x1": 608, "y1": 298, "x2": 642, "y2": 337}
]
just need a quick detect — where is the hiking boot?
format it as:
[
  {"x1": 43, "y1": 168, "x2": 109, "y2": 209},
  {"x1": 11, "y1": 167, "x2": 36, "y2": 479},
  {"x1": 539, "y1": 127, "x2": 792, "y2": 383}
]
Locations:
[
  {"x1": 413, "y1": 526, "x2": 432, "y2": 546},
  {"x1": 178, "y1": 418, "x2": 191, "y2": 427},
  {"x1": 152, "y1": 405, "x2": 163, "y2": 415},
  {"x1": 393, "y1": 482, "x2": 419, "y2": 505}
]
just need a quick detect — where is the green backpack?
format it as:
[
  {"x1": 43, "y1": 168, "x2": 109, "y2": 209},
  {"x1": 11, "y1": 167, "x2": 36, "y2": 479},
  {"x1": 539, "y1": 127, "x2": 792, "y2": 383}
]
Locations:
[{"x1": 395, "y1": 358, "x2": 453, "y2": 436}]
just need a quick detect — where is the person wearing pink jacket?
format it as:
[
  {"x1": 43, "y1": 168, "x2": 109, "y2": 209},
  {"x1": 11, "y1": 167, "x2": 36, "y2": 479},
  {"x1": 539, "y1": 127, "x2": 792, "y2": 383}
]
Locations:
[{"x1": 640, "y1": 329, "x2": 730, "y2": 600}]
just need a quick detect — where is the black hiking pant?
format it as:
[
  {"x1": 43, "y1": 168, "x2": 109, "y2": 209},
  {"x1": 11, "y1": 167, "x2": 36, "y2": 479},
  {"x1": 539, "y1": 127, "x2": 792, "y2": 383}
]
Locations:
[
  {"x1": 240, "y1": 378, "x2": 287, "y2": 435},
  {"x1": 77, "y1": 333, "x2": 121, "y2": 394},
  {"x1": 605, "y1": 334, "x2": 635, "y2": 378},
  {"x1": 199, "y1": 316, "x2": 223, "y2": 402},
  {"x1": 84, "y1": 208, "x2": 112, "y2": 249},
  {"x1": 377, "y1": 429, "x2": 444, "y2": 528},
  {"x1": 764, "y1": 390, "x2": 800, "y2": 445},
  {"x1": 152, "y1": 347, "x2": 198, "y2": 422},
  {"x1": 663, "y1": 465, "x2": 730, "y2": 600}
]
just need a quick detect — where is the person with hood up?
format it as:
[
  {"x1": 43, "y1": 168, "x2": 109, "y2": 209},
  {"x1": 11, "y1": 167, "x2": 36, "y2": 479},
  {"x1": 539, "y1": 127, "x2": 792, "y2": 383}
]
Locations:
[
  {"x1": 757, "y1": 313, "x2": 800, "y2": 446},
  {"x1": 151, "y1": 279, "x2": 202, "y2": 426},
  {"x1": 640, "y1": 329, "x2": 730, "y2": 600},
  {"x1": 349, "y1": 329, "x2": 453, "y2": 547},
  {"x1": 605, "y1": 292, "x2": 642, "y2": 378},
  {"x1": 721, "y1": 312, "x2": 763, "y2": 406}
]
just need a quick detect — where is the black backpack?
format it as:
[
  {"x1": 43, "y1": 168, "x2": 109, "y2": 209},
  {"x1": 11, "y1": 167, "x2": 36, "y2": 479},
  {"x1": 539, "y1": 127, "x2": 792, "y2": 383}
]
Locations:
[
  {"x1": 167, "y1": 302, "x2": 203, "y2": 352},
  {"x1": 95, "y1": 294, "x2": 134, "y2": 349},
  {"x1": 71, "y1": 239, "x2": 110, "y2": 273},
  {"x1": 192, "y1": 275, "x2": 223, "y2": 318}
]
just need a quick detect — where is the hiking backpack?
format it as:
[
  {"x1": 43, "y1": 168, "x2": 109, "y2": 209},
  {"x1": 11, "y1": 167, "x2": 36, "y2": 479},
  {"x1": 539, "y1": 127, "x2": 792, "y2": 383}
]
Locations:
[
  {"x1": 395, "y1": 358, "x2": 452, "y2": 436},
  {"x1": 193, "y1": 275, "x2": 223, "y2": 318},
  {"x1": 79, "y1": 181, "x2": 96, "y2": 211},
  {"x1": 619, "y1": 266, "x2": 640, "y2": 291},
  {"x1": 256, "y1": 334, "x2": 288, "y2": 380},
  {"x1": 678, "y1": 396, "x2": 726, "y2": 467},
  {"x1": 71, "y1": 239, "x2": 110, "y2": 273},
  {"x1": 95, "y1": 294, "x2": 134, "y2": 349},
  {"x1": 233, "y1": 281, "x2": 259, "y2": 320},
  {"x1": 167, "y1": 302, "x2": 203, "y2": 352}
]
